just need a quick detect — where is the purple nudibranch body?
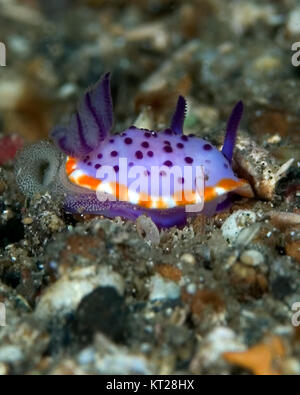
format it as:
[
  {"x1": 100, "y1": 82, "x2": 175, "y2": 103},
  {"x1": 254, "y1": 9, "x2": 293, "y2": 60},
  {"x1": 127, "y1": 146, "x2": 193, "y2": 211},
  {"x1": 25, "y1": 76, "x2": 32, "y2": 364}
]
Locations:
[{"x1": 16, "y1": 73, "x2": 253, "y2": 228}]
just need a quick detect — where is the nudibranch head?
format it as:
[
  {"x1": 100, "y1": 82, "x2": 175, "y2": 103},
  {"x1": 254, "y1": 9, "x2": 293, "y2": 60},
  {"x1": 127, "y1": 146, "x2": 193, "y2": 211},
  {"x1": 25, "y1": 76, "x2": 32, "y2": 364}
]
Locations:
[{"x1": 15, "y1": 73, "x2": 253, "y2": 228}]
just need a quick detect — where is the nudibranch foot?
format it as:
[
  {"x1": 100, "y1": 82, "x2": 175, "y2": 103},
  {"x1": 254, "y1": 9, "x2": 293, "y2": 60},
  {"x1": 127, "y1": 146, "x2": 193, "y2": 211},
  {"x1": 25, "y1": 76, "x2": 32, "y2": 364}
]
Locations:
[{"x1": 64, "y1": 192, "x2": 188, "y2": 228}]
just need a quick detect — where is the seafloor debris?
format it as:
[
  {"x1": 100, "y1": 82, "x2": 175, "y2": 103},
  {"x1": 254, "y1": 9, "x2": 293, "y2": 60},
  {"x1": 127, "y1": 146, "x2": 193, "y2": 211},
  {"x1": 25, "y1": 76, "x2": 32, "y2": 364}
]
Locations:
[
  {"x1": 221, "y1": 210, "x2": 257, "y2": 245},
  {"x1": 234, "y1": 135, "x2": 294, "y2": 200},
  {"x1": 223, "y1": 335, "x2": 285, "y2": 375},
  {"x1": 190, "y1": 326, "x2": 244, "y2": 373}
]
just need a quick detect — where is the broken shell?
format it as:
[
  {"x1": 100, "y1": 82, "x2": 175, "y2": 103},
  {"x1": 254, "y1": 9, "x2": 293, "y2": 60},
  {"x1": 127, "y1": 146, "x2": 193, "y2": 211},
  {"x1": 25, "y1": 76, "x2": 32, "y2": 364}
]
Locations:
[
  {"x1": 221, "y1": 210, "x2": 257, "y2": 245},
  {"x1": 35, "y1": 266, "x2": 125, "y2": 320},
  {"x1": 234, "y1": 135, "x2": 294, "y2": 200}
]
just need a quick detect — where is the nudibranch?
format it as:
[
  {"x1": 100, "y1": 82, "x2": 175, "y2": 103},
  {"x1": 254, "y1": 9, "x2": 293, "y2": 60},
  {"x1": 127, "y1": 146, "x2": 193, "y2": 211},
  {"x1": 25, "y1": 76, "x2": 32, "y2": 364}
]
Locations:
[{"x1": 15, "y1": 73, "x2": 253, "y2": 228}]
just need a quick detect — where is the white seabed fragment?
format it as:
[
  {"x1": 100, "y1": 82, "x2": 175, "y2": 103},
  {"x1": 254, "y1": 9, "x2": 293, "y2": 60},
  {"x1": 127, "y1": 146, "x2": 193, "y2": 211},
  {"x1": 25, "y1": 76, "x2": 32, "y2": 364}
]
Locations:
[
  {"x1": 96, "y1": 353, "x2": 152, "y2": 375},
  {"x1": 191, "y1": 326, "x2": 244, "y2": 369},
  {"x1": 35, "y1": 266, "x2": 125, "y2": 320},
  {"x1": 77, "y1": 347, "x2": 96, "y2": 366},
  {"x1": 148, "y1": 274, "x2": 180, "y2": 301},
  {"x1": 235, "y1": 222, "x2": 261, "y2": 248},
  {"x1": 275, "y1": 158, "x2": 294, "y2": 181},
  {"x1": 221, "y1": 210, "x2": 257, "y2": 245},
  {"x1": 0, "y1": 345, "x2": 24, "y2": 363},
  {"x1": 287, "y1": 7, "x2": 300, "y2": 35},
  {"x1": 240, "y1": 249, "x2": 264, "y2": 266}
]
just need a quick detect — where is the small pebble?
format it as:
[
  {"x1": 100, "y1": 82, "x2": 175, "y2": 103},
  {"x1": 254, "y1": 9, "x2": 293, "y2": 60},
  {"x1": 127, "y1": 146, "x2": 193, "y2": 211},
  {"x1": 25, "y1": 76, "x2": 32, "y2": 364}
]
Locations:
[
  {"x1": 221, "y1": 210, "x2": 257, "y2": 245},
  {"x1": 180, "y1": 253, "x2": 196, "y2": 265},
  {"x1": 148, "y1": 274, "x2": 180, "y2": 301},
  {"x1": 240, "y1": 250, "x2": 264, "y2": 266},
  {"x1": 186, "y1": 283, "x2": 197, "y2": 294},
  {"x1": 22, "y1": 217, "x2": 33, "y2": 225},
  {"x1": 287, "y1": 7, "x2": 300, "y2": 35},
  {"x1": 77, "y1": 348, "x2": 95, "y2": 365}
]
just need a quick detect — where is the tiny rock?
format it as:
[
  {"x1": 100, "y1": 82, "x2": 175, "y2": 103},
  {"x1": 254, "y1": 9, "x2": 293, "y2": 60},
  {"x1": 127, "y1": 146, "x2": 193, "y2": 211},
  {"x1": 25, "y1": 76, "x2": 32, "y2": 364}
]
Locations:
[
  {"x1": 240, "y1": 249, "x2": 264, "y2": 266},
  {"x1": 221, "y1": 210, "x2": 257, "y2": 245}
]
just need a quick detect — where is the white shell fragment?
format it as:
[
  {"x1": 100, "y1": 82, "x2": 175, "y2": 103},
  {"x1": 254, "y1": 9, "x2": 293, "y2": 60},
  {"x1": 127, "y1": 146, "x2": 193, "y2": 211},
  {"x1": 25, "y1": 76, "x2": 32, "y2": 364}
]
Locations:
[
  {"x1": 35, "y1": 266, "x2": 124, "y2": 320},
  {"x1": 190, "y1": 326, "x2": 245, "y2": 371},
  {"x1": 287, "y1": 7, "x2": 300, "y2": 35},
  {"x1": 148, "y1": 274, "x2": 180, "y2": 301},
  {"x1": 221, "y1": 210, "x2": 257, "y2": 245}
]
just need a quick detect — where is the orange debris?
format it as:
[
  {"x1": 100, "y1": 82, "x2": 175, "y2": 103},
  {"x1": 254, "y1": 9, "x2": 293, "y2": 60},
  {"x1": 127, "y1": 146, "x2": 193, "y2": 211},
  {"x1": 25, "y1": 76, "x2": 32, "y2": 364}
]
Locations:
[
  {"x1": 223, "y1": 336, "x2": 285, "y2": 375},
  {"x1": 155, "y1": 264, "x2": 182, "y2": 282}
]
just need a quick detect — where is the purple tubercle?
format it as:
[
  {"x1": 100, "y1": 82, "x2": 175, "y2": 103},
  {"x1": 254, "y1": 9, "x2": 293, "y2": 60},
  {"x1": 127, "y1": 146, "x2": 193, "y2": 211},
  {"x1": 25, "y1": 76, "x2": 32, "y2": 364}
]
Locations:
[
  {"x1": 170, "y1": 95, "x2": 187, "y2": 135},
  {"x1": 51, "y1": 73, "x2": 113, "y2": 158},
  {"x1": 222, "y1": 100, "x2": 243, "y2": 164}
]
